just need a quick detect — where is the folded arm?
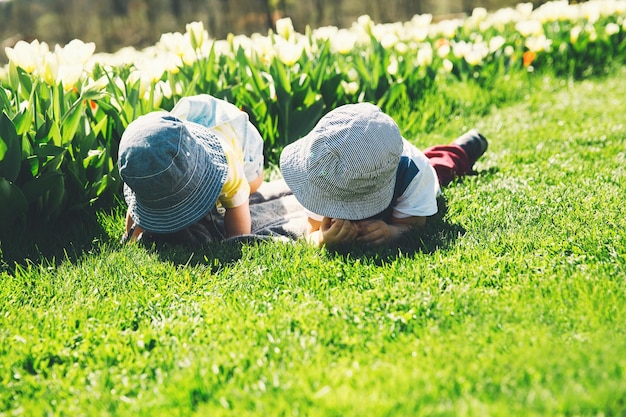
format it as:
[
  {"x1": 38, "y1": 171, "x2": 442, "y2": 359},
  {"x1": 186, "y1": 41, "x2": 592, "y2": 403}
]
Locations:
[
  {"x1": 356, "y1": 215, "x2": 426, "y2": 246},
  {"x1": 307, "y1": 215, "x2": 425, "y2": 247}
]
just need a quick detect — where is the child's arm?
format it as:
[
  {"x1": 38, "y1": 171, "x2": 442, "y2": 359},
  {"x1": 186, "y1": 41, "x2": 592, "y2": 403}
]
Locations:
[
  {"x1": 249, "y1": 174, "x2": 264, "y2": 195},
  {"x1": 123, "y1": 211, "x2": 145, "y2": 243},
  {"x1": 357, "y1": 215, "x2": 426, "y2": 246},
  {"x1": 307, "y1": 216, "x2": 360, "y2": 247},
  {"x1": 223, "y1": 200, "x2": 252, "y2": 238}
]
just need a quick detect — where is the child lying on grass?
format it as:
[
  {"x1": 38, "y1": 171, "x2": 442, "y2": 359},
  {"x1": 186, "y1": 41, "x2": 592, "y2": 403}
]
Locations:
[
  {"x1": 119, "y1": 95, "x2": 264, "y2": 243},
  {"x1": 279, "y1": 102, "x2": 488, "y2": 248}
]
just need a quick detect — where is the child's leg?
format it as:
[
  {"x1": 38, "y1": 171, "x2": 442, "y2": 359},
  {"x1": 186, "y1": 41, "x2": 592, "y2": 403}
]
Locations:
[
  {"x1": 424, "y1": 130, "x2": 488, "y2": 187},
  {"x1": 423, "y1": 144, "x2": 472, "y2": 187}
]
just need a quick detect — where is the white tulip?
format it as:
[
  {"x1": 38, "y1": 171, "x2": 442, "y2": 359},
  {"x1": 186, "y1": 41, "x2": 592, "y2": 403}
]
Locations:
[
  {"x1": 276, "y1": 17, "x2": 295, "y2": 40},
  {"x1": 5, "y1": 39, "x2": 49, "y2": 74}
]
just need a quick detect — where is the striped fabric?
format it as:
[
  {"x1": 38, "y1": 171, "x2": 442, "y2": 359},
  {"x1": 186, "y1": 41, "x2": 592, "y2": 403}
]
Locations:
[{"x1": 280, "y1": 103, "x2": 403, "y2": 220}]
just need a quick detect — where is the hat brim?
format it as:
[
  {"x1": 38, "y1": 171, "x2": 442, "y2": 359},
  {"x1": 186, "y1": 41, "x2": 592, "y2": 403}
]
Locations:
[
  {"x1": 124, "y1": 122, "x2": 228, "y2": 234},
  {"x1": 280, "y1": 133, "x2": 395, "y2": 221}
]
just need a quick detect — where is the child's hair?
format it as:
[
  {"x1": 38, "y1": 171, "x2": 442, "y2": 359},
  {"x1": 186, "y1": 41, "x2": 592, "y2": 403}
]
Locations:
[
  {"x1": 280, "y1": 103, "x2": 403, "y2": 220},
  {"x1": 118, "y1": 112, "x2": 228, "y2": 233}
]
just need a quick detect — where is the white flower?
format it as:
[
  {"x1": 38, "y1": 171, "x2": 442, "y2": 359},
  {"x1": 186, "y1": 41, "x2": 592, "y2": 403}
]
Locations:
[
  {"x1": 464, "y1": 49, "x2": 483, "y2": 66},
  {"x1": 312, "y1": 26, "x2": 339, "y2": 43},
  {"x1": 248, "y1": 33, "x2": 274, "y2": 64},
  {"x1": 57, "y1": 63, "x2": 84, "y2": 91},
  {"x1": 516, "y1": 2, "x2": 534, "y2": 18},
  {"x1": 5, "y1": 39, "x2": 49, "y2": 74},
  {"x1": 347, "y1": 67, "x2": 359, "y2": 81},
  {"x1": 356, "y1": 15, "x2": 373, "y2": 33},
  {"x1": 276, "y1": 17, "x2": 295, "y2": 40},
  {"x1": 437, "y1": 43, "x2": 450, "y2": 58},
  {"x1": 275, "y1": 38, "x2": 303, "y2": 66},
  {"x1": 149, "y1": 85, "x2": 163, "y2": 108},
  {"x1": 158, "y1": 32, "x2": 194, "y2": 61},
  {"x1": 488, "y1": 7, "x2": 519, "y2": 32},
  {"x1": 410, "y1": 13, "x2": 432, "y2": 29},
  {"x1": 606, "y1": 22, "x2": 620, "y2": 36},
  {"x1": 472, "y1": 7, "x2": 488, "y2": 21},
  {"x1": 515, "y1": 20, "x2": 544, "y2": 37},
  {"x1": 341, "y1": 80, "x2": 359, "y2": 95},
  {"x1": 525, "y1": 34, "x2": 552, "y2": 53},
  {"x1": 40, "y1": 52, "x2": 59, "y2": 86},
  {"x1": 533, "y1": 0, "x2": 575, "y2": 23},
  {"x1": 442, "y1": 59, "x2": 453, "y2": 73},
  {"x1": 134, "y1": 57, "x2": 167, "y2": 86},
  {"x1": 405, "y1": 26, "x2": 429, "y2": 42},
  {"x1": 416, "y1": 44, "x2": 433, "y2": 67},
  {"x1": 55, "y1": 39, "x2": 96, "y2": 66},
  {"x1": 395, "y1": 42, "x2": 408, "y2": 54},
  {"x1": 579, "y1": 1, "x2": 601, "y2": 24},
  {"x1": 489, "y1": 36, "x2": 506, "y2": 53},
  {"x1": 570, "y1": 26, "x2": 582, "y2": 44},
  {"x1": 452, "y1": 40, "x2": 488, "y2": 66},
  {"x1": 387, "y1": 58, "x2": 398, "y2": 75},
  {"x1": 380, "y1": 33, "x2": 399, "y2": 50},
  {"x1": 586, "y1": 25, "x2": 598, "y2": 42},
  {"x1": 186, "y1": 21, "x2": 208, "y2": 51},
  {"x1": 437, "y1": 19, "x2": 460, "y2": 38},
  {"x1": 452, "y1": 41, "x2": 470, "y2": 59},
  {"x1": 330, "y1": 29, "x2": 358, "y2": 54}
]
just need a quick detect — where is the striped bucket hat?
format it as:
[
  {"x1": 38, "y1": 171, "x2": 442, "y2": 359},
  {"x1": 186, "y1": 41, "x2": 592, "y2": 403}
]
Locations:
[
  {"x1": 280, "y1": 103, "x2": 403, "y2": 220},
  {"x1": 118, "y1": 111, "x2": 228, "y2": 233}
]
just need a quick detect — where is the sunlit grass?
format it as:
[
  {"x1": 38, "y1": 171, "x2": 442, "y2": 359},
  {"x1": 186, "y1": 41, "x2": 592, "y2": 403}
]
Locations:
[{"x1": 1, "y1": 67, "x2": 625, "y2": 416}]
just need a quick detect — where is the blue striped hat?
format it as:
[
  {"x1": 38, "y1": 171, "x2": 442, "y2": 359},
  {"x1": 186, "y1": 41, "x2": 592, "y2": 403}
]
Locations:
[
  {"x1": 118, "y1": 112, "x2": 228, "y2": 233},
  {"x1": 280, "y1": 103, "x2": 403, "y2": 220}
]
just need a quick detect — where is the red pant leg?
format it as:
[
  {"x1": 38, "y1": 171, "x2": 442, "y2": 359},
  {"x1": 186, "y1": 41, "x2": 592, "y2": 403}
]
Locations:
[{"x1": 423, "y1": 144, "x2": 472, "y2": 187}]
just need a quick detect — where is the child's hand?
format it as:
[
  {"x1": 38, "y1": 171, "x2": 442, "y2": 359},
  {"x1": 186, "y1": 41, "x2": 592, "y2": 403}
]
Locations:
[
  {"x1": 356, "y1": 220, "x2": 394, "y2": 246},
  {"x1": 320, "y1": 217, "x2": 360, "y2": 246},
  {"x1": 357, "y1": 216, "x2": 426, "y2": 246},
  {"x1": 122, "y1": 211, "x2": 145, "y2": 243}
]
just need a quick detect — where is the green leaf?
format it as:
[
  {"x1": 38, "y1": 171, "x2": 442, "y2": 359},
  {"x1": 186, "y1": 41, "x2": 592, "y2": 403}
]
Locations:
[
  {"x1": 0, "y1": 177, "x2": 28, "y2": 227},
  {"x1": 13, "y1": 110, "x2": 33, "y2": 136},
  {"x1": 90, "y1": 173, "x2": 111, "y2": 199},
  {"x1": 288, "y1": 100, "x2": 324, "y2": 141},
  {"x1": 271, "y1": 60, "x2": 292, "y2": 95},
  {"x1": 22, "y1": 171, "x2": 63, "y2": 208},
  {"x1": 0, "y1": 112, "x2": 22, "y2": 182},
  {"x1": 49, "y1": 121, "x2": 63, "y2": 147},
  {"x1": 18, "y1": 69, "x2": 34, "y2": 101},
  {"x1": 26, "y1": 155, "x2": 40, "y2": 177},
  {"x1": 0, "y1": 88, "x2": 13, "y2": 116},
  {"x1": 7, "y1": 61, "x2": 20, "y2": 92},
  {"x1": 35, "y1": 143, "x2": 66, "y2": 172},
  {"x1": 61, "y1": 100, "x2": 85, "y2": 145}
]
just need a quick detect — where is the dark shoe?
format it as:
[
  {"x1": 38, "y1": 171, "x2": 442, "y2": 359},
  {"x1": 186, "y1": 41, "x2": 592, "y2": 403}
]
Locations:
[{"x1": 452, "y1": 129, "x2": 488, "y2": 164}]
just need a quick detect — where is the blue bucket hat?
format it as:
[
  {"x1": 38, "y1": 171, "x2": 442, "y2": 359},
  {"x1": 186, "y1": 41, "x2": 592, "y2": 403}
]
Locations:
[
  {"x1": 280, "y1": 103, "x2": 403, "y2": 220},
  {"x1": 118, "y1": 112, "x2": 228, "y2": 233}
]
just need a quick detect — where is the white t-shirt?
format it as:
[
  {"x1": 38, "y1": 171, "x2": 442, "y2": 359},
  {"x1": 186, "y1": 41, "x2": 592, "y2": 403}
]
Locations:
[{"x1": 392, "y1": 138, "x2": 440, "y2": 219}]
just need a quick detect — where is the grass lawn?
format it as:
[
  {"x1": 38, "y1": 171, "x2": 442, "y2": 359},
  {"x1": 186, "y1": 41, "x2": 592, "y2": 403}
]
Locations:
[{"x1": 1, "y1": 68, "x2": 625, "y2": 416}]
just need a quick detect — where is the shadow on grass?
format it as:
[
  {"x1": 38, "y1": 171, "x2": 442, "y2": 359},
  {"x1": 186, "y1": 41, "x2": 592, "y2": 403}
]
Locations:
[
  {"x1": 142, "y1": 238, "x2": 263, "y2": 271},
  {"x1": 325, "y1": 196, "x2": 466, "y2": 265},
  {"x1": 145, "y1": 196, "x2": 466, "y2": 269},
  {"x1": 0, "y1": 210, "x2": 112, "y2": 274},
  {"x1": 144, "y1": 218, "x2": 466, "y2": 271},
  {"x1": 1, "y1": 194, "x2": 469, "y2": 275}
]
